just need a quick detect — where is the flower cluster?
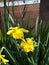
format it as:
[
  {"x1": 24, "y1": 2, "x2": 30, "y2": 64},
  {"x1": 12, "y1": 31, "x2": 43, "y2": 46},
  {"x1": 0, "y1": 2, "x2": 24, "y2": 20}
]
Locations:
[{"x1": 7, "y1": 26, "x2": 36, "y2": 53}]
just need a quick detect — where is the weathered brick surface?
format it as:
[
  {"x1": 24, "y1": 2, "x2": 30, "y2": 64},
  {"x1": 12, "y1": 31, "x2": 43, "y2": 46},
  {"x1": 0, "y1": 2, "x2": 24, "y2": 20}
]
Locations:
[
  {"x1": 0, "y1": 4, "x2": 40, "y2": 26},
  {"x1": 1, "y1": 3, "x2": 49, "y2": 26}
]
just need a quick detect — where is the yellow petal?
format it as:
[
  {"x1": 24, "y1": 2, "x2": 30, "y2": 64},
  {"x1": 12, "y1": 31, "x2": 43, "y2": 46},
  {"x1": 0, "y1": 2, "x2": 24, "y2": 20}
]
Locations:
[
  {"x1": 2, "y1": 57, "x2": 9, "y2": 64},
  {"x1": 2, "y1": 55, "x2": 5, "y2": 57},
  {"x1": 0, "y1": 54, "x2": 2, "y2": 60},
  {"x1": 26, "y1": 38, "x2": 34, "y2": 44},
  {"x1": 9, "y1": 27, "x2": 18, "y2": 30},
  {"x1": 12, "y1": 31, "x2": 24, "y2": 39},
  {"x1": 0, "y1": 54, "x2": 9, "y2": 64},
  {"x1": 20, "y1": 28, "x2": 29, "y2": 33},
  {"x1": 20, "y1": 40, "x2": 26, "y2": 48},
  {"x1": 7, "y1": 30, "x2": 14, "y2": 35}
]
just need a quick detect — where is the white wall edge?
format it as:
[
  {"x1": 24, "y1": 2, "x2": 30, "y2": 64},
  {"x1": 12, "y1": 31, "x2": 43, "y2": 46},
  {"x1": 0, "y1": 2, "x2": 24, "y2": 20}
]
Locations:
[{"x1": 0, "y1": 1, "x2": 40, "y2": 8}]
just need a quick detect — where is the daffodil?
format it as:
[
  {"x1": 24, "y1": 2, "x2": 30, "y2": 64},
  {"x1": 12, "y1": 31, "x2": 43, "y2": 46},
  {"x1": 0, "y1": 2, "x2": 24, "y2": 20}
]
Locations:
[
  {"x1": 0, "y1": 54, "x2": 9, "y2": 64},
  {"x1": 7, "y1": 27, "x2": 29, "y2": 39},
  {"x1": 20, "y1": 38, "x2": 36, "y2": 52}
]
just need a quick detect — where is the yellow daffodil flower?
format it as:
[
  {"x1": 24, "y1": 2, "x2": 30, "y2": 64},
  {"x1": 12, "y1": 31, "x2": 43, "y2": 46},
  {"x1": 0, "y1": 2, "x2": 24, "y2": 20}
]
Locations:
[
  {"x1": 0, "y1": 54, "x2": 9, "y2": 64},
  {"x1": 7, "y1": 27, "x2": 29, "y2": 39},
  {"x1": 20, "y1": 38, "x2": 36, "y2": 52}
]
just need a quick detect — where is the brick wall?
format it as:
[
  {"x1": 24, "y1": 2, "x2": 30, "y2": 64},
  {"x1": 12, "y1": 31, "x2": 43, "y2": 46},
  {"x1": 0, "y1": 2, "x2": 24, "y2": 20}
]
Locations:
[
  {"x1": 0, "y1": 3, "x2": 40, "y2": 26},
  {"x1": 0, "y1": 3, "x2": 49, "y2": 26}
]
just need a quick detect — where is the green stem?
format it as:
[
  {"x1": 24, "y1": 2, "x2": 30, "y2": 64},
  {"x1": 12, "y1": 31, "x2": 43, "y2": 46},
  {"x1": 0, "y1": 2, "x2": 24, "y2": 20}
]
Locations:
[{"x1": 0, "y1": 47, "x2": 5, "y2": 54}]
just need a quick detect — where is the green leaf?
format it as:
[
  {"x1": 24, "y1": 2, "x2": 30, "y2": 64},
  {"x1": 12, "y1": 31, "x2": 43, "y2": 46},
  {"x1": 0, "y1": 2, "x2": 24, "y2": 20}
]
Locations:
[
  {"x1": 5, "y1": 47, "x2": 19, "y2": 65},
  {"x1": 0, "y1": 30, "x2": 2, "y2": 40},
  {"x1": 35, "y1": 17, "x2": 39, "y2": 39},
  {"x1": 25, "y1": 16, "x2": 30, "y2": 28}
]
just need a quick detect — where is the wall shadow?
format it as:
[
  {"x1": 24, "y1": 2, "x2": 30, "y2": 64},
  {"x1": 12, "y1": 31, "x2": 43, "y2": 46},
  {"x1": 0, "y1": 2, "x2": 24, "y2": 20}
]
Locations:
[{"x1": 40, "y1": 0, "x2": 49, "y2": 23}]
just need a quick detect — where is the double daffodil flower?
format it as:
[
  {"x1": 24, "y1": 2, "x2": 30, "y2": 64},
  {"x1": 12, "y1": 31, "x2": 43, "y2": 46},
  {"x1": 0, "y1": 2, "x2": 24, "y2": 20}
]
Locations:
[
  {"x1": 0, "y1": 54, "x2": 9, "y2": 64},
  {"x1": 7, "y1": 27, "x2": 29, "y2": 39},
  {"x1": 20, "y1": 38, "x2": 36, "y2": 52}
]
